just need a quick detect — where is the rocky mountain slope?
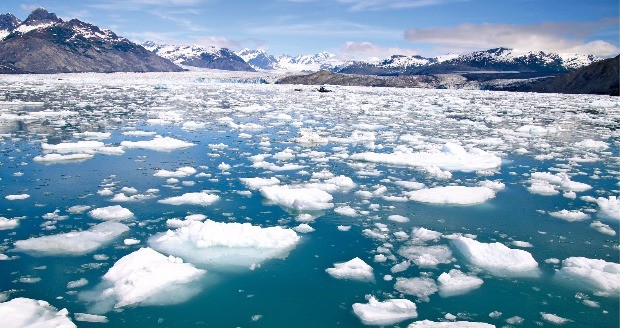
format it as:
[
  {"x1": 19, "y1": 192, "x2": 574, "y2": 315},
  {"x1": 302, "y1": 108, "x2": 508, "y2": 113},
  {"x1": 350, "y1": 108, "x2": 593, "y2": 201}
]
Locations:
[
  {"x1": 237, "y1": 48, "x2": 344, "y2": 71},
  {"x1": 143, "y1": 42, "x2": 255, "y2": 71},
  {"x1": 525, "y1": 55, "x2": 619, "y2": 96},
  {"x1": 0, "y1": 8, "x2": 181, "y2": 74}
]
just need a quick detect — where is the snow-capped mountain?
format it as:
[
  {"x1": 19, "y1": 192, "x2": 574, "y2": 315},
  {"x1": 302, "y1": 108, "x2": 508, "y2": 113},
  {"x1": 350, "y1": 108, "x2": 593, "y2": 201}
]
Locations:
[
  {"x1": 144, "y1": 42, "x2": 254, "y2": 72},
  {"x1": 236, "y1": 48, "x2": 280, "y2": 70},
  {"x1": 0, "y1": 8, "x2": 180, "y2": 73},
  {"x1": 0, "y1": 13, "x2": 21, "y2": 40},
  {"x1": 334, "y1": 48, "x2": 600, "y2": 75},
  {"x1": 236, "y1": 49, "x2": 344, "y2": 72}
]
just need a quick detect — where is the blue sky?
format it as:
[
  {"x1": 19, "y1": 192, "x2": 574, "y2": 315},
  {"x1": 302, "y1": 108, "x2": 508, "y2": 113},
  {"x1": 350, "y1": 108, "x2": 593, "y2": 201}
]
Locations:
[{"x1": 2, "y1": 0, "x2": 618, "y2": 58}]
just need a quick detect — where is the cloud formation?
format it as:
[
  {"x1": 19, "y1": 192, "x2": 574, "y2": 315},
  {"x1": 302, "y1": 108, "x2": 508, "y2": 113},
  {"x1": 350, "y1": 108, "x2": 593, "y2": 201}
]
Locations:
[
  {"x1": 340, "y1": 41, "x2": 419, "y2": 59},
  {"x1": 338, "y1": 0, "x2": 463, "y2": 11},
  {"x1": 404, "y1": 19, "x2": 620, "y2": 56}
]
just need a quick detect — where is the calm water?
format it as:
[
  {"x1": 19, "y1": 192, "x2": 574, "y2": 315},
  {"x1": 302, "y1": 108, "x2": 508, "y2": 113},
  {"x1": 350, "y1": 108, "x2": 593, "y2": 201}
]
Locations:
[{"x1": 0, "y1": 72, "x2": 618, "y2": 327}]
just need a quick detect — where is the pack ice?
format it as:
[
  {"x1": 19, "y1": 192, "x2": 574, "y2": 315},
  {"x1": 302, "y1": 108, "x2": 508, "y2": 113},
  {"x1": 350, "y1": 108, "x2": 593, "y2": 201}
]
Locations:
[{"x1": 452, "y1": 237, "x2": 539, "y2": 277}]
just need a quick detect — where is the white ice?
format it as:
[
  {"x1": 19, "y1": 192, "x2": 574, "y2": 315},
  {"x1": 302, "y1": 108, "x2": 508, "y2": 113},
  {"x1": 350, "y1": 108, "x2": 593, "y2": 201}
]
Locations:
[
  {"x1": 407, "y1": 186, "x2": 496, "y2": 205},
  {"x1": 325, "y1": 257, "x2": 374, "y2": 282},
  {"x1": 556, "y1": 257, "x2": 620, "y2": 296},
  {"x1": 394, "y1": 277, "x2": 438, "y2": 302},
  {"x1": 0, "y1": 217, "x2": 19, "y2": 230},
  {"x1": 89, "y1": 205, "x2": 134, "y2": 221},
  {"x1": 0, "y1": 297, "x2": 76, "y2": 328},
  {"x1": 596, "y1": 196, "x2": 619, "y2": 221},
  {"x1": 120, "y1": 136, "x2": 195, "y2": 151},
  {"x1": 158, "y1": 192, "x2": 219, "y2": 206},
  {"x1": 14, "y1": 222, "x2": 129, "y2": 256},
  {"x1": 239, "y1": 177, "x2": 280, "y2": 190},
  {"x1": 352, "y1": 296, "x2": 418, "y2": 326},
  {"x1": 452, "y1": 237, "x2": 539, "y2": 277},
  {"x1": 437, "y1": 269, "x2": 484, "y2": 297},
  {"x1": 407, "y1": 320, "x2": 495, "y2": 327},
  {"x1": 260, "y1": 185, "x2": 334, "y2": 211}
]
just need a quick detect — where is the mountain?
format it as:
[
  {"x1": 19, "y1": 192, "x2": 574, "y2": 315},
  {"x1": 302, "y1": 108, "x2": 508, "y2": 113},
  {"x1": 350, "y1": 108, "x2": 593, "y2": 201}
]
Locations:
[
  {"x1": 0, "y1": 13, "x2": 21, "y2": 39},
  {"x1": 0, "y1": 8, "x2": 181, "y2": 74},
  {"x1": 334, "y1": 48, "x2": 600, "y2": 76},
  {"x1": 524, "y1": 55, "x2": 619, "y2": 96},
  {"x1": 236, "y1": 49, "x2": 343, "y2": 71},
  {"x1": 236, "y1": 48, "x2": 280, "y2": 70},
  {"x1": 144, "y1": 42, "x2": 255, "y2": 72}
]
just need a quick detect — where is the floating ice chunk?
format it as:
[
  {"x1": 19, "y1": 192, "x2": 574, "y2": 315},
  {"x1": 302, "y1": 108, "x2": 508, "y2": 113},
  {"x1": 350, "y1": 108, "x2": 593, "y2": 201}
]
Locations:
[
  {"x1": 294, "y1": 224, "x2": 314, "y2": 233},
  {"x1": 149, "y1": 220, "x2": 300, "y2": 267},
  {"x1": 294, "y1": 130, "x2": 329, "y2": 145},
  {"x1": 338, "y1": 225, "x2": 351, "y2": 231},
  {"x1": 511, "y1": 241, "x2": 533, "y2": 248},
  {"x1": 182, "y1": 121, "x2": 206, "y2": 130},
  {"x1": 398, "y1": 245, "x2": 453, "y2": 268},
  {"x1": 14, "y1": 222, "x2": 129, "y2": 256},
  {"x1": 120, "y1": 136, "x2": 195, "y2": 151},
  {"x1": 452, "y1": 237, "x2": 539, "y2": 277},
  {"x1": 124, "y1": 238, "x2": 140, "y2": 246},
  {"x1": 590, "y1": 221, "x2": 616, "y2": 236},
  {"x1": 42, "y1": 141, "x2": 105, "y2": 153},
  {"x1": 437, "y1": 269, "x2": 483, "y2": 297},
  {"x1": 388, "y1": 215, "x2": 410, "y2": 223},
  {"x1": 158, "y1": 192, "x2": 219, "y2": 206},
  {"x1": 556, "y1": 257, "x2": 620, "y2": 296},
  {"x1": 529, "y1": 172, "x2": 591, "y2": 193},
  {"x1": 239, "y1": 177, "x2": 280, "y2": 190},
  {"x1": 74, "y1": 313, "x2": 108, "y2": 323},
  {"x1": 154, "y1": 167, "x2": 197, "y2": 178},
  {"x1": 351, "y1": 143, "x2": 501, "y2": 172},
  {"x1": 394, "y1": 180, "x2": 426, "y2": 190},
  {"x1": 335, "y1": 206, "x2": 358, "y2": 217},
  {"x1": 407, "y1": 320, "x2": 495, "y2": 327},
  {"x1": 0, "y1": 217, "x2": 19, "y2": 230},
  {"x1": 67, "y1": 278, "x2": 89, "y2": 289},
  {"x1": 541, "y1": 313, "x2": 572, "y2": 325},
  {"x1": 407, "y1": 186, "x2": 496, "y2": 205},
  {"x1": 95, "y1": 248, "x2": 205, "y2": 308},
  {"x1": 391, "y1": 261, "x2": 411, "y2": 273},
  {"x1": 5, "y1": 194, "x2": 30, "y2": 200},
  {"x1": 33, "y1": 153, "x2": 94, "y2": 163},
  {"x1": 67, "y1": 205, "x2": 91, "y2": 214},
  {"x1": 304, "y1": 176, "x2": 357, "y2": 193},
  {"x1": 326, "y1": 258, "x2": 374, "y2": 282},
  {"x1": 352, "y1": 296, "x2": 418, "y2": 325},
  {"x1": 596, "y1": 196, "x2": 619, "y2": 221},
  {"x1": 574, "y1": 139, "x2": 608, "y2": 151},
  {"x1": 0, "y1": 297, "x2": 76, "y2": 328},
  {"x1": 410, "y1": 227, "x2": 442, "y2": 243},
  {"x1": 527, "y1": 180, "x2": 559, "y2": 196},
  {"x1": 260, "y1": 185, "x2": 333, "y2": 211},
  {"x1": 394, "y1": 277, "x2": 438, "y2": 302},
  {"x1": 549, "y1": 210, "x2": 589, "y2": 222},
  {"x1": 478, "y1": 180, "x2": 505, "y2": 191},
  {"x1": 515, "y1": 125, "x2": 547, "y2": 136},
  {"x1": 89, "y1": 206, "x2": 134, "y2": 221},
  {"x1": 122, "y1": 130, "x2": 157, "y2": 137}
]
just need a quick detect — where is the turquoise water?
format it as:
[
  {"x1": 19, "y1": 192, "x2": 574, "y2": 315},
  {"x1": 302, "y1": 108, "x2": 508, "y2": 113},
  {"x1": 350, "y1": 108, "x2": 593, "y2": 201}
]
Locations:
[{"x1": 0, "y1": 73, "x2": 618, "y2": 327}]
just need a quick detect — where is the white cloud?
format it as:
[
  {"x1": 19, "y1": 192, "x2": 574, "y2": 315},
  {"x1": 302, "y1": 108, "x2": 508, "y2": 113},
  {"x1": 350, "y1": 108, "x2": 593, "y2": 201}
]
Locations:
[
  {"x1": 405, "y1": 20, "x2": 620, "y2": 56},
  {"x1": 340, "y1": 41, "x2": 420, "y2": 59},
  {"x1": 20, "y1": 4, "x2": 41, "y2": 11},
  {"x1": 338, "y1": 0, "x2": 463, "y2": 11}
]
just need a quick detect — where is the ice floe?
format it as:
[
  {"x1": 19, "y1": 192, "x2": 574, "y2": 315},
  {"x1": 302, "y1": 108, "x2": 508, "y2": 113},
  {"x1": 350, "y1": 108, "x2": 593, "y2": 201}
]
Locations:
[
  {"x1": 394, "y1": 277, "x2": 438, "y2": 302},
  {"x1": 158, "y1": 192, "x2": 219, "y2": 206},
  {"x1": 0, "y1": 217, "x2": 19, "y2": 230},
  {"x1": 33, "y1": 153, "x2": 94, "y2": 163},
  {"x1": 149, "y1": 220, "x2": 300, "y2": 268},
  {"x1": 325, "y1": 257, "x2": 374, "y2": 282},
  {"x1": 260, "y1": 185, "x2": 334, "y2": 211},
  {"x1": 351, "y1": 142, "x2": 501, "y2": 172},
  {"x1": 14, "y1": 222, "x2": 129, "y2": 256},
  {"x1": 239, "y1": 177, "x2": 280, "y2": 190},
  {"x1": 556, "y1": 257, "x2": 620, "y2": 296},
  {"x1": 437, "y1": 269, "x2": 484, "y2": 297},
  {"x1": 87, "y1": 247, "x2": 205, "y2": 309},
  {"x1": 120, "y1": 136, "x2": 195, "y2": 151},
  {"x1": 452, "y1": 237, "x2": 539, "y2": 277},
  {"x1": 596, "y1": 196, "x2": 619, "y2": 221},
  {"x1": 0, "y1": 297, "x2": 76, "y2": 328},
  {"x1": 154, "y1": 166, "x2": 197, "y2": 178},
  {"x1": 407, "y1": 186, "x2": 496, "y2": 205},
  {"x1": 352, "y1": 296, "x2": 418, "y2": 325},
  {"x1": 89, "y1": 205, "x2": 134, "y2": 221},
  {"x1": 549, "y1": 210, "x2": 589, "y2": 222},
  {"x1": 407, "y1": 320, "x2": 495, "y2": 327}
]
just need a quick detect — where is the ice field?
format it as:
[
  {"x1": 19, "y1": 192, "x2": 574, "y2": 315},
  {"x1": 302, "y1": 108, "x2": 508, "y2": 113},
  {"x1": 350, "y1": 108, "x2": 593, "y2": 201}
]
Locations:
[{"x1": 0, "y1": 71, "x2": 618, "y2": 327}]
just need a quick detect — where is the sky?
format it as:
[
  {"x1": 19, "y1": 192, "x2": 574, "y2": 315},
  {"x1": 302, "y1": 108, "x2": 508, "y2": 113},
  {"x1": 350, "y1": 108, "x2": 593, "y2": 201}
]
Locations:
[{"x1": 1, "y1": 0, "x2": 618, "y2": 58}]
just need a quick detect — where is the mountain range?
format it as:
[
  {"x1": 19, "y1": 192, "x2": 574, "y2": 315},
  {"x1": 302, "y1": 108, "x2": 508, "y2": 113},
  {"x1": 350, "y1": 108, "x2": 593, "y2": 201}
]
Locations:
[{"x1": 0, "y1": 8, "x2": 180, "y2": 73}]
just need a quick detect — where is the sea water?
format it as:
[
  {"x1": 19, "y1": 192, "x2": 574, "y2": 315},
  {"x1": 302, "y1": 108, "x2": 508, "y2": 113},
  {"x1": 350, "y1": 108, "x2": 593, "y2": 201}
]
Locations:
[{"x1": 0, "y1": 72, "x2": 618, "y2": 327}]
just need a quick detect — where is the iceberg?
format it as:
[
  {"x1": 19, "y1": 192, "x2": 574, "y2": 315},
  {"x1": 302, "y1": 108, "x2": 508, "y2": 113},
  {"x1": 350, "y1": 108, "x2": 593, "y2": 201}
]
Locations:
[
  {"x1": 352, "y1": 296, "x2": 418, "y2": 326},
  {"x1": 453, "y1": 237, "x2": 539, "y2": 277}
]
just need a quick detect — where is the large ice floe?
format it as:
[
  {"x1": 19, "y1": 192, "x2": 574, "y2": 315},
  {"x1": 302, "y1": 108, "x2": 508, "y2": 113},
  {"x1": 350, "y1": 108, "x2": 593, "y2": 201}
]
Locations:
[
  {"x1": 120, "y1": 136, "x2": 195, "y2": 151},
  {"x1": 14, "y1": 222, "x2": 129, "y2": 256},
  {"x1": 149, "y1": 220, "x2": 300, "y2": 268},
  {"x1": 407, "y1": 320, "x2": 495, "y2": 327},
  {"x1": 0, "y1": 297, "x2": 76, "y2": 328},
  {"x1": 352, "y1": 296, "x2": 418, "y2": 325},
  {"x1": 351, "y1": 143, "x2": 501, "y2": 172},
  {"x1": 595, "y1": 196, "x2": 619, "y2": 221},
  {"x1": 437, "y1": 269, "x2": 484, "y2": 297},
  {"x1": 555, "y1": 257, "x2": 620, "y2": 296},
  {"x1": 33, "y1": 153, "x2": 94, "y2": 163},
  {"x1": 406, "y1": 186, "x2": 496, "y2": 205},
  {"x1": 158, "y1": 192, "x2": 220, "y2": 206},
  {"x1": 88, "y1": 205, "x2": 134, "y2": 221},
  {"x1": 452, "y1": 237, "x2": 539, "y2": 277},
  {"x1": 82, "y1": 247, "x2": 205, "y2": 310},
  {"x1": 325, "y1": 257, "x2": 375, "y2": 282},
  {"x1": 259, "y1": 185, "x2": 334, "y2": 211}
]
